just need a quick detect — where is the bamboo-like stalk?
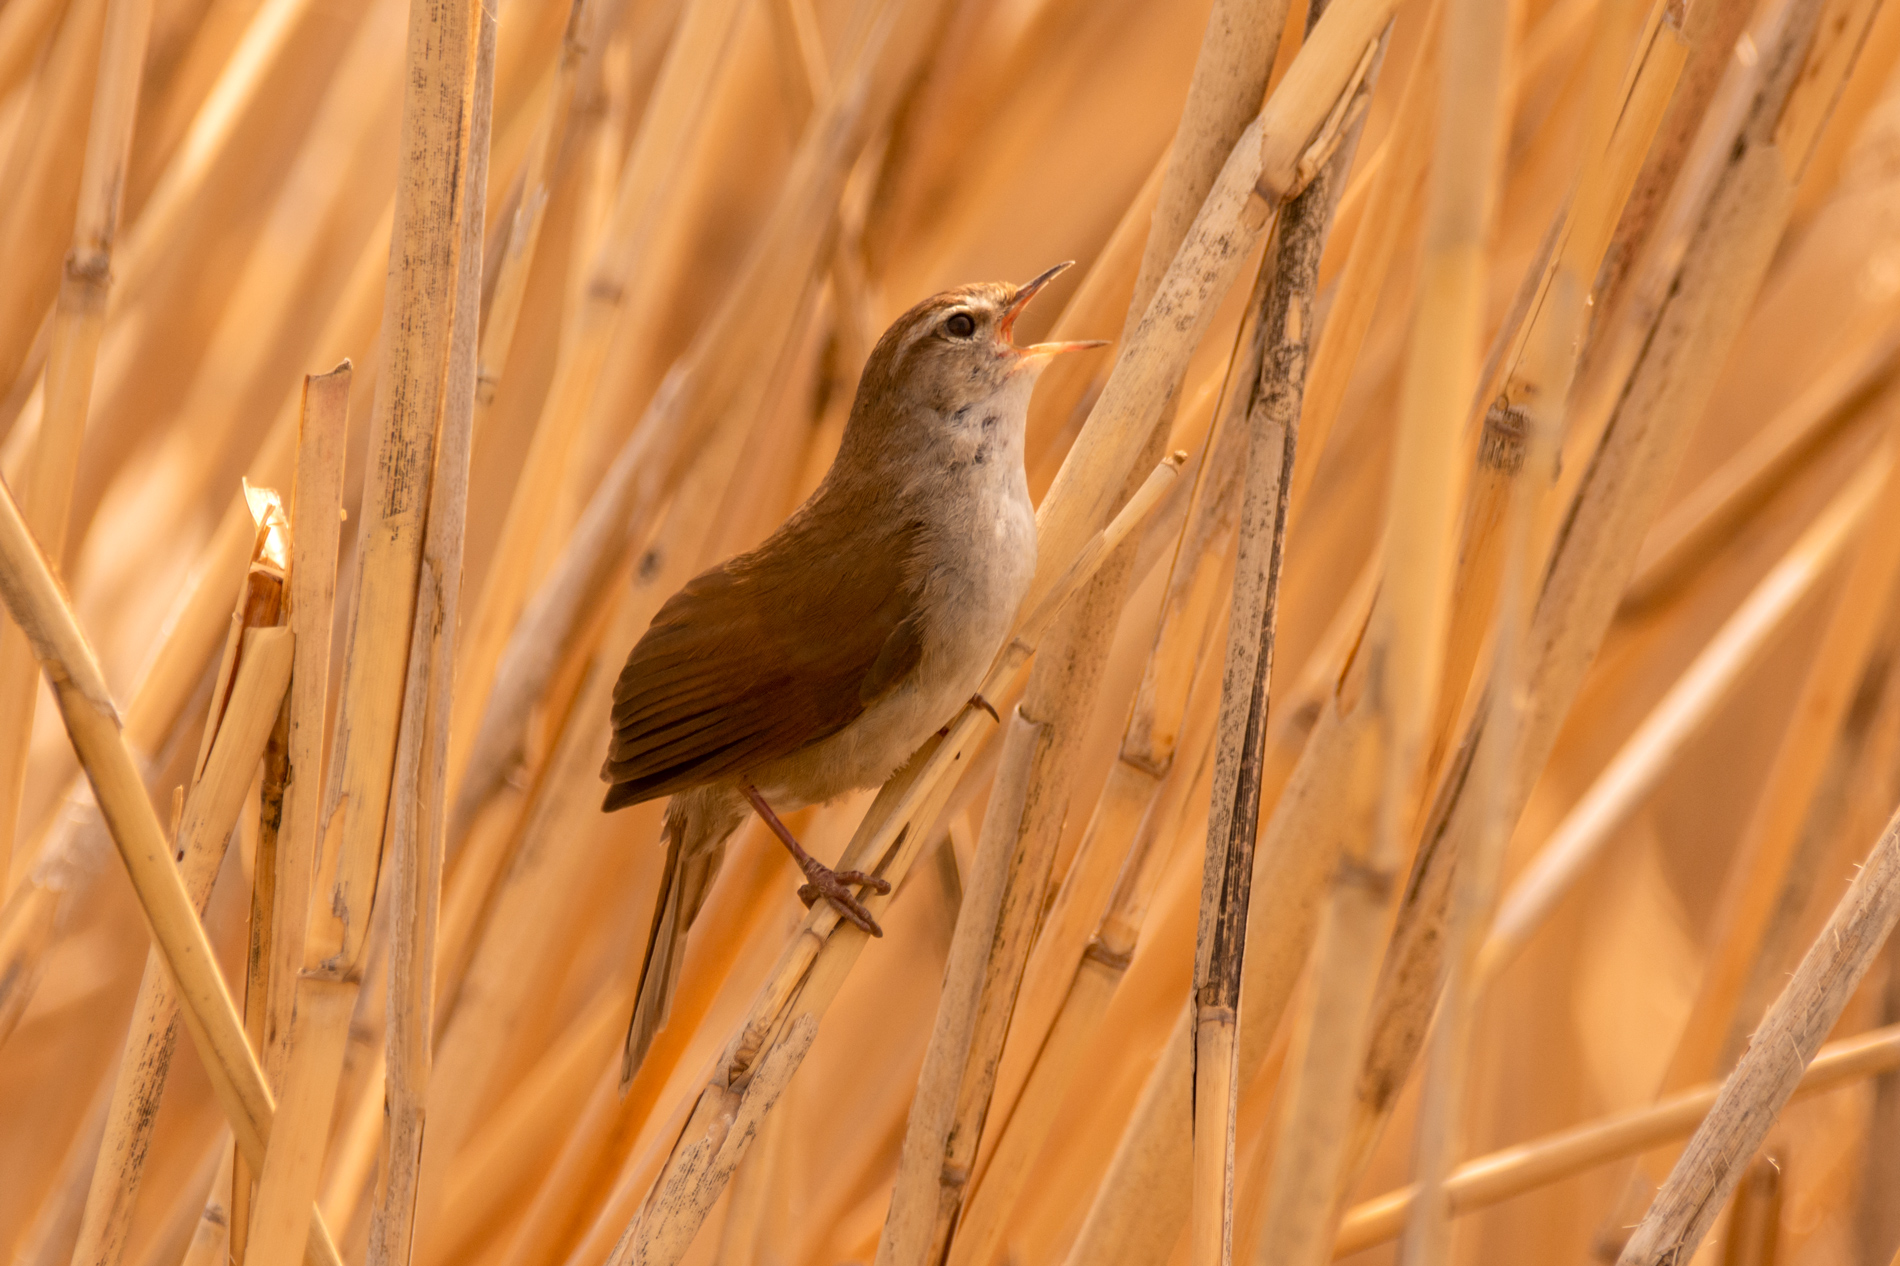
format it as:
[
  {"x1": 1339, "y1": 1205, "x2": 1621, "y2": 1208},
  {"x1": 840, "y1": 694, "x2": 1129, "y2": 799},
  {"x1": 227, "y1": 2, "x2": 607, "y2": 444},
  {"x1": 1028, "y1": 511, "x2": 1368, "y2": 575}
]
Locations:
[
  {"x1": 1401, "y1": 221, "x2": 1574, "y2": 1266},
  {"x1": 370, "y1": 1, "x2": 496, "y2": 1255},
  {"x1": 70, "y1": 549, "x2": 292, "y2": 1266},
  {"x1": 1250, "y1": 0, "x2": 1505, "y2": 1258},
  {"x1": 1617, "y1": 793, "x2": 1900, "y2": 1263},
  {"x1": 0, "y1": 0, "x2": 151, "y2": 892},
  {"x1": 1332, "y1": 1021, "x2": 1900, "y2": 1255},
  {"x1": 1338, "y1": 0, "x2": 1879, "y2": 1200},
  {"x1": 1478, "y1": 452, "x2": 1887, "y2": 983},
  {"x1": 0, "y1": 471, "x2": 341, "y2": 1266},
  {"x1": 950, "y1": 599, "x2": 1230, "y2": 1266},
  {"x1": 881, "y1": 0, "x2": 1290, "y2": 1255}
]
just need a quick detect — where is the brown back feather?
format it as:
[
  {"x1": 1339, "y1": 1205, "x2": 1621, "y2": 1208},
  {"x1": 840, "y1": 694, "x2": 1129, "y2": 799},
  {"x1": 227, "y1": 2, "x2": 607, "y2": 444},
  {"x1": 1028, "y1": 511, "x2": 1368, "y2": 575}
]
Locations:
[{"x1": 600, "y1": 513, "x2": 927, "y2": 810}]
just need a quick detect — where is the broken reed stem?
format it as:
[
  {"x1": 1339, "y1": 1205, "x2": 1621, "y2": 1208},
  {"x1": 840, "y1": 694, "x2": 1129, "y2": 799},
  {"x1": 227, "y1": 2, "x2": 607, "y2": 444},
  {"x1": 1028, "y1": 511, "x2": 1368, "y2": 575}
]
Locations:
[
  {"x1": 1617, "y1": 795, "x2": 1900, "y2": 1264},
  {"x1": 612, "y1": 454, "x2": 1186, "y2": 1266},
  {"x1": 0, "y1": 476, "x2": 342, "y2": 1265},
  {"x1": 1337, "y1": 0, "x2": 1875, "y2": 1202},
  {"x1": 1252, "y1": 0, "x2": 1504, "y2": 1260},
  {"x1": 244, "y1": 0, "x2": 495, "y2": 1251},
  {"x1": 265, "y1": 363, "x2": 351, "y2": 1078},
  {"x1": 1477, "y1": 450, "x2": 1887, "y2": 983},
  {"x1": 1333, "y1": 1020, "x2": 1900, "y2": 1255},
  {"x1": 881, "y1": 0, "x2": 1291, "y2": 1257},
  {"x1": 71, "y1": 550, "x2": 291, "y2": 1266},
  {"x1": 0, "y1": 0, "x2": 152, "y2": 893},
  {"x1": 1191, "y1": 17, "x2": 1375, "y2": 1266}
]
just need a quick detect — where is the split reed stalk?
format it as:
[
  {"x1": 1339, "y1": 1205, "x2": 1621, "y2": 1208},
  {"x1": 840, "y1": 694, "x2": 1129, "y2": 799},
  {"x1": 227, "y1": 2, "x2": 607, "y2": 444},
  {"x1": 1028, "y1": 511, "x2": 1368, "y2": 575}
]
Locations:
[
  {"x1": 371, "y1": 2, "x2": 497, "y2": 1254},
  {"x1": 1190, "y1": 16, "x2": 1378, "y2": 1266},
  {"x1": 264, "y1": 364, "x2": 351, "y2": 1077}
]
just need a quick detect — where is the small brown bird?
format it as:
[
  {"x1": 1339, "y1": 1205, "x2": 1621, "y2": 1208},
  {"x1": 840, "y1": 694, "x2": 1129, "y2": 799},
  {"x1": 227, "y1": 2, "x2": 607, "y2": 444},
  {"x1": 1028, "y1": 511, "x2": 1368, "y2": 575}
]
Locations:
[{"x1": 601, "y1": 262, "x2": 1104, "y2": 1080}]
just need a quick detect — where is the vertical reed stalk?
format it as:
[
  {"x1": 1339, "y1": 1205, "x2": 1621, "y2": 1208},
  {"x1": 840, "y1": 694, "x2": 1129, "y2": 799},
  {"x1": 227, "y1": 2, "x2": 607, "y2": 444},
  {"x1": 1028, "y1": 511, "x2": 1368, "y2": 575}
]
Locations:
[
  {"x1": 1191, "y1": 16, "x2": 1379, "y2": 1266},
  {"x1": 1252, "y1": 0, "x2": 1505, "y2": 1259},
  {"x1": 264, "y1": 363, "x2": 351, "y2": 1077},
  {"x1": 0, "y1": 0, "x2": 151, "y2": 893},
  {"x1": 242, "y1": 0, "x2": 496, "y2": 1248},
  {"x1": 370, "y1": 0, "x2": 497, "y2": 1255}
]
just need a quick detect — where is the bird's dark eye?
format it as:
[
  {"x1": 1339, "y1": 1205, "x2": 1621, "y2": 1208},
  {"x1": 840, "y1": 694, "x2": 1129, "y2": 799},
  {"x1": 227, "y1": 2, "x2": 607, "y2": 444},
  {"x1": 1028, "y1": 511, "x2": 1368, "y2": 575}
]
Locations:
[{"x1": 944, "y1": 311, "x2": 976, "y2": 338}]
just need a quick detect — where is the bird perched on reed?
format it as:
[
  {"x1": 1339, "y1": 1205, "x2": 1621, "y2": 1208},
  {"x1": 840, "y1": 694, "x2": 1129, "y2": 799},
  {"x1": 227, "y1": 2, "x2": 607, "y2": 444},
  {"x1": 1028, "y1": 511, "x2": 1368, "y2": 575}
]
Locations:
[{"x1": 600, "y1": 263, "x2": 1105, "y2": 1081}]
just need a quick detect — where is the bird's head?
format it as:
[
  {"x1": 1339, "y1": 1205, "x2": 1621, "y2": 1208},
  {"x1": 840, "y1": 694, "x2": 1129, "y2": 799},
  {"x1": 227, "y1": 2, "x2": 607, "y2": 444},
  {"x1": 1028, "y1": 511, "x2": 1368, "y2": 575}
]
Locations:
[{"x1": 850, "y1": 262, "x2": 1108, "y2": 430}]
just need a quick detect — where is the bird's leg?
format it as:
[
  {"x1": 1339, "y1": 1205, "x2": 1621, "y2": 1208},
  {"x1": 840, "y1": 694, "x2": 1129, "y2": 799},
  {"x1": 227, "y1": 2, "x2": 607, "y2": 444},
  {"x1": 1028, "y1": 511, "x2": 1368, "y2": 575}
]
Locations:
[{"x1": 739, "y1": 782, "x2": 892, "y2": 936}]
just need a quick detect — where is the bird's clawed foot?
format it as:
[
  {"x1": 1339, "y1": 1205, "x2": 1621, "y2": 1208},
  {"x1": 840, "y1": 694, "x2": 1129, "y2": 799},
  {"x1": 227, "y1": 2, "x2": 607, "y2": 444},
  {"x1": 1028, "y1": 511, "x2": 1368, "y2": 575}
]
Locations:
[
  {"x1": 796, "y1": 862, "x2": 892, "y2": 936},
  {"x1": 969, "y1": 692, "x2": 999, "y2": 722},
  {"x1": 741, "y1": 781, "x2": 892, "y2": 936}
]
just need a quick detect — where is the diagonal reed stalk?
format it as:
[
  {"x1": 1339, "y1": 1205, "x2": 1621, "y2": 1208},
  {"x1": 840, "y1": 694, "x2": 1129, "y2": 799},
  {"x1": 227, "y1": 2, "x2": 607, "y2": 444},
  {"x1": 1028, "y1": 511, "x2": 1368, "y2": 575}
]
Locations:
[
  {"x1": 70, "y1": 529, "x2": 291, "y2": 1266},
  {"x1": 1617, "y1": 792, "x2": 1900, "y2": 1263},
  {"x1": 1334, "y1": 0, "x2": 1885, "y2": 1209},
  {"x1": 0, "y1": 467, "x2": 342, "y2": 1266}
]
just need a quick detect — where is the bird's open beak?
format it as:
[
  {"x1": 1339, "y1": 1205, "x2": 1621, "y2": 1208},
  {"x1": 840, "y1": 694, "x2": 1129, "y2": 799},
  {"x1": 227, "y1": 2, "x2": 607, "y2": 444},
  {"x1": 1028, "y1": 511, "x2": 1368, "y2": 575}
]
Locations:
[{"x1": 1000, "y1": 261, "x2": 1109, "y2": 362}]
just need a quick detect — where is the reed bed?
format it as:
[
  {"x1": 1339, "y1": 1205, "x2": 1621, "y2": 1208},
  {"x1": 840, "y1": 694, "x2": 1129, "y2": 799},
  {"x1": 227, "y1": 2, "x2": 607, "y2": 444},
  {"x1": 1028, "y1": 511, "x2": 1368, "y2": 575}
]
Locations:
[{"x1": 6, "y1": 0, "x2": 1900, "y2": 1262}]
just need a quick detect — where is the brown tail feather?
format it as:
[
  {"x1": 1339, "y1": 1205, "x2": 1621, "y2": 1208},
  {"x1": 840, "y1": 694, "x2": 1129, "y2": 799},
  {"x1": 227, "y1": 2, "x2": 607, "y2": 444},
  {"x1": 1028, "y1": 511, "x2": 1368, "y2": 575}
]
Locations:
[{"x1": 621, "y1": 790, "x2": 742, "y2": 1089}]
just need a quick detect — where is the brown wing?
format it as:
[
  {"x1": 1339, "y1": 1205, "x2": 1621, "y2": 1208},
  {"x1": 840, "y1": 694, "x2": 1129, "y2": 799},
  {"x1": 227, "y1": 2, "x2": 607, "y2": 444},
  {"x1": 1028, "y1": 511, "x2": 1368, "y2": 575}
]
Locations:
[{"x1": 600, "y1": 519, "x2": 926, "y2": 810}]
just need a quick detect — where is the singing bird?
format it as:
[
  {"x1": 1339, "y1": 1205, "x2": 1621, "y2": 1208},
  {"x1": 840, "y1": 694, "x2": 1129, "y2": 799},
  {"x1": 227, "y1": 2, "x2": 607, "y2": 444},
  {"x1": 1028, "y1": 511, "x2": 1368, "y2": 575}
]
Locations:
[{"x1": 600, "y1": 263, "x2": 1105, "y2": 1081}]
